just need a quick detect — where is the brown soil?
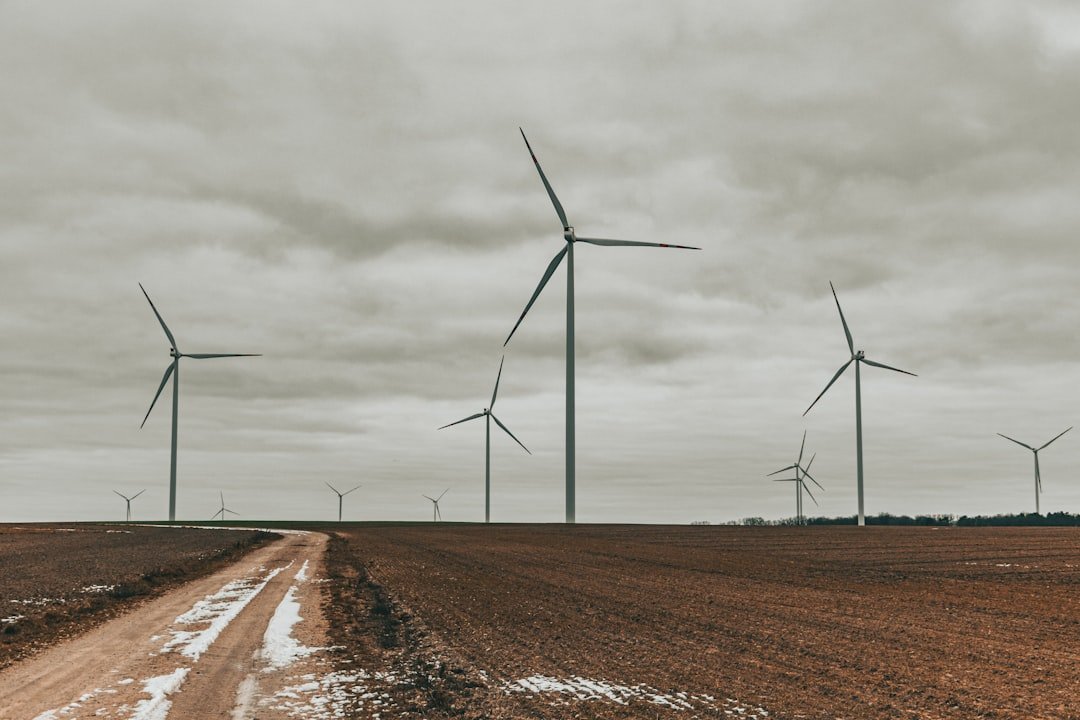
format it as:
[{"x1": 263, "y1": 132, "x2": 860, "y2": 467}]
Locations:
[
  {"x1": 0, "y1": 523, "x2": 276, "y2": 669},
  {"x1": 327, "y1": 524, "x2": 1080, "y2": 720}
]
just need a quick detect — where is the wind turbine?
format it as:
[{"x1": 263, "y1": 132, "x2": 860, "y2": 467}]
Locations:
[
  {"x1": 423, "y1": 489, "x2": 448, "y2": 522},
  {"x1": 211, "y1": 492, "x2": 238, "y2": 521},
  {"x1": 325, "y1": 482, "x2": 361, "y2": 522},
  {"x1": 113, "y1": 489, "x2": 145, "y2": 523},
  {"x1": 139, "y1": 283, "x2": 260, "y2": 522},
  {"x1": 803, "y1": 282, "x2": 915, "y2": 527},
  {"x1": 439, "y1": 356, "x2": 530, "y2": 523},
  {"x1": 997, "y1": 427, "x2": 1071, "y2": 515},
  {"x1": 767, "y1": 432, "x2": 823, "y2": 524},
  {"x1": 504, "y1": 129, "x2": 700, "y2": 523}
]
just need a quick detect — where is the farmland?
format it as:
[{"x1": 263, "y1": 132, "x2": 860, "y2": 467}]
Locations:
[
  {"x1": 0, "y1": 523, "x2": 275, "y2": 669},
  {"x1": 324, "y1": 524, "x2": 1080, "y2": 719}
]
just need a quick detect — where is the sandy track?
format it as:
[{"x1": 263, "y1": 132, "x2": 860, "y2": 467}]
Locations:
[{"x1": 0, "y1": 530, "x2": 329, "y2": 720}]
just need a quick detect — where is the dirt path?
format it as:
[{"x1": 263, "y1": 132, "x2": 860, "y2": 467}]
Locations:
[{"x1": 0, "y1": 529, "x2": 332, "y2": 720}]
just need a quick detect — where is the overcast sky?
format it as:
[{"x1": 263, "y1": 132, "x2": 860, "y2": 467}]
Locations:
[{"x1": 3, "y1": 0, "x2": 1080, "y2": 523}]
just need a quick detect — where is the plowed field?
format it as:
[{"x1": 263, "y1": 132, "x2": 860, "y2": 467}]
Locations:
[{"x1": 329, "y1": 525, "x2": 1080, "y2": 719}]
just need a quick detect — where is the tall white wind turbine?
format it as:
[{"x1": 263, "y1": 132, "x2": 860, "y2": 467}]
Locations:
[
  {"x1": 423, "y1": 489, "x2": 449, "y2": 522},
  {"x1": 211, "y1": 492, "x2": 238, "y2": 521},
  {"x1": 439, "y1": 356, "x2": 530, "y2": 522},
  {"x1": 139, "y1": 284, "x2": 260, "y2": 522},
  {"x1": 767, "y1": 432, "x2": 823, "y2": 524},
  {"x1": 325, "y1": 482, "x2": 361, "y2": 522},
  {"x1": 113, "y1": 489, "x2": 145, "y2": 523},
  {"x1": 803, "y1": 283, "x2": 915, "y2": 526},
  {"x1": 997, "y1": 427, "x2": 1071, "y2": 515},
  {"x1": 504, "y1": 129, "x2": 700, "y2": 523}
]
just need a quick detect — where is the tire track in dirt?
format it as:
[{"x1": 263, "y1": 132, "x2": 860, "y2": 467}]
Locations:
[{"x1": 0, "y1": 530, "x2": 329, "y2": 720}]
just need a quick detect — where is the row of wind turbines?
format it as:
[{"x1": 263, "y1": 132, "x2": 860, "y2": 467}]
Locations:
[{"x1": 133, "y1": 130, "x2": 1073, "y2": 526}]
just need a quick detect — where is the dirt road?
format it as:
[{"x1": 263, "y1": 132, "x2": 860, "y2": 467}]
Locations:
[{"x1": 0, "y1": 529, "x2": 337, "y2": 720}]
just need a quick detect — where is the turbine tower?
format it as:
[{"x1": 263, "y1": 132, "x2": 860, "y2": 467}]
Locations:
[
  {"x1": 325, "y1": 482, "x2": 360, "y2": 522},
  {"x1": 211, "y1": 491, "x2": 238, "y2": 521},
  {"x1": 113, "y1": 489, "x2": 145, "y2": 523},
  {"x1": 423, "y1": 489, "x2": 449, "y2": 522},
  {"x1": 804, "y1": 282, "x2": 915, "y2": 527},
  {"x1": 139, "y1": 284, "x2": 259, "y2": 522},
  {"x1": 767, "y1": 432, "x2": 823, "y2": 524},
  {"x1": 505, "y1": 129, "x2": 700, "y2": 523},
  {"x1": 439, "y1": 356, "x2": 530, "y2": 522},
  {"x1": 997, "y1": 427, "x2": 1071, "y2": 515}
]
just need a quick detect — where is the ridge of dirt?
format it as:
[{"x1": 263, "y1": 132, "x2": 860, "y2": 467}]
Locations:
[{"x1": 321, "y1": 532, "x2": 517, "y2": 718}]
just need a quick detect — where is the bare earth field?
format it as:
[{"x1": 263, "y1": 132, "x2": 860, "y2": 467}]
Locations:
[
  {"x1": 322, "y1": 525, "x2": 1080, "y2": 720},
  {"x1": 0, "y1": 523, "x2": 274, "y2": 669}
]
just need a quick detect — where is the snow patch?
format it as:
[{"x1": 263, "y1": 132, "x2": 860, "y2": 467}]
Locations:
[
  {"x1": 503, "y1": 675, "x2": 770, "y2": 716},
  {"x1": 261, "y1": 670, "x2": 395, "y2": 718},
  {"x1": 130, "y1": 668, "x2": 189, "y2": 720},
  {"x1": 160, "y1": 564, "x2": 287, "y2": 661}
]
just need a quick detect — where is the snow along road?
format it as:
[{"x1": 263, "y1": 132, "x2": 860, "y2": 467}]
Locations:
[{"x1": 0, "y1": 529, "x2": 335, "y2": 719}]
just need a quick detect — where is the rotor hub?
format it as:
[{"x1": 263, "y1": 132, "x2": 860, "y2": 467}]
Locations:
[
  {"x1": 564, "y1": 226, "x2": 575, "y2": 243},
  {"x1": 856, "y1": 350, "x2": 865, "y2": 359}
]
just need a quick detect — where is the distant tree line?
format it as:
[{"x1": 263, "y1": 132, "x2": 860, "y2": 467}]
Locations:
[{"x1": 730, "y1": 512, "x2": 1080, "y2": 527}]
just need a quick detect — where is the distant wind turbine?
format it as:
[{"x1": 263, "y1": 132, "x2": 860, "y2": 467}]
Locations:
[
  {"x1": 139, "y1": 283, "x2": 260, "y2": 522},
  {"x1": 113, "y1": 489, "x2": 145, "y2": 523},
  {"x1": 439, "y1": 356, "x2": 530, "y2": 523},
  {"x1": 767, "y1": 432, "x2": 824, "y2": 525},
  {"x1": 505, "y1": 129, "x2": 700, "y2": 523},
  {"x1": 804, "y1": 282, "x2": 916, "y2": 527},
  {"x1": 997, "y1": 427, "x2": 1072, "y2": 515},
  {"x1": 423, "y1": 489, "x2": 449, "y2": 522},
  {"x1": 325, "y1": 482, "x2": 360, "y2": 522},
  {"x1": 211, "y1": 492, "x2": 238, "y2": 521}
]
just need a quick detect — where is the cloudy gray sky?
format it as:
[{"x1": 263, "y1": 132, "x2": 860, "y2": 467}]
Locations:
[{"x1": 3, "y1": 0, "x2": 1080, "y2": 523}]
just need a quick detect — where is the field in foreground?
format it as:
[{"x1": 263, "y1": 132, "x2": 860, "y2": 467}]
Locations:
[
  {"x1": 325, "y1": 525, "x2": 1080, "y2": 719},
  {"x1": 0, "y1": 523, "x2": 274, "y2": 669}
]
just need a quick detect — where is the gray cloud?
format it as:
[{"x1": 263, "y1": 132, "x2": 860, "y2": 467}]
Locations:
[{"x1": 3, "y1": 1, "x2": 1080, "y2": 523}]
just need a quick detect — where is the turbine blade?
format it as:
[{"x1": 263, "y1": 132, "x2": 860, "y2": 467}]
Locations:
[
  {"x1": 802, "y1": 465, "x2": 825, "y2": 491},
  {"x1": 520, "y1": 128, "x2": 569, "y2": 229},
  {"x1": 798, "y1": 430, "x2": 806, "y2": 466},
  {"x1": 861, "y1": 357, "x2": 917, "y2": 377},
  {"x1": 141, "y1": 362, "x2": 176, "y2": 428},
  {"x1": 829, "y1": 282, "x2": 854, "y2": 355},
  {"x1": 767, "y1": 464, "x2": 797, "y2": 477},
  {"x1": 325, "y1": 482, "x2": 341, "y2": 496},
  {"x1": 186, "y1": 353, "x2": 261, "y2": 359},
  {"x1": 491, "y1": 413, "x2": 531, "y2": 454},
  {"x1": 139, "y1": 283, "x2": 177, "y2": 350},
  {"x1": 772, "y1": 478, "x2": 798, "y2": 483},
  {"x1": 113, "y1": 490, "x2": 127, "y2": 500},
  {"x1": 803, "y1": 452, "x2": 816, "y2": 474},
  {"x1": 438, "y1": 412, "x2": 485, "y2": 430},
  {"x1": 422, "y1": 495, "x2": 435, "y2": 502},
  {"x1": 343, "y1": 485, "x2": 361, "y2": 496},
  {"x1": 225, "y1": 508, "x2": 239, "y2": 516},
  {"x1": 803, "y1": 358, "x2": 853, "y2": 416},
  {"x1": 132, "y1": 489, "x2": 146, "y2": 500},
  {"x1": 437, "y1": 488, "x2": 449, "y2": 502},
  {"x1": 802, "y1": 481, "x2": 819, "y2": 506},
  {"x1": 504, "y1": 245, "x2": 569, "y2": 346},
  {"x1": 490, "y1": 355, "x2": 505, "y2": 409},
  {"x1": 1035, "y1": 454, "x2": 1042, "y2": 492},
  {"x1": 575, "y1": 237, "x2": 701, "y2": 250},
  {"x1": 1039, "y1": 426, "x2": 1072, "y2": 450},
  {"x1": 997, "y1": 433, "x2": 1034, "y2": 451}
]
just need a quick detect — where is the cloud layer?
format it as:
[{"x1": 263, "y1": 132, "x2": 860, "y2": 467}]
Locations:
[{"x1": 2, "y1": 1, "x2": 1080, "y2": 522}]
